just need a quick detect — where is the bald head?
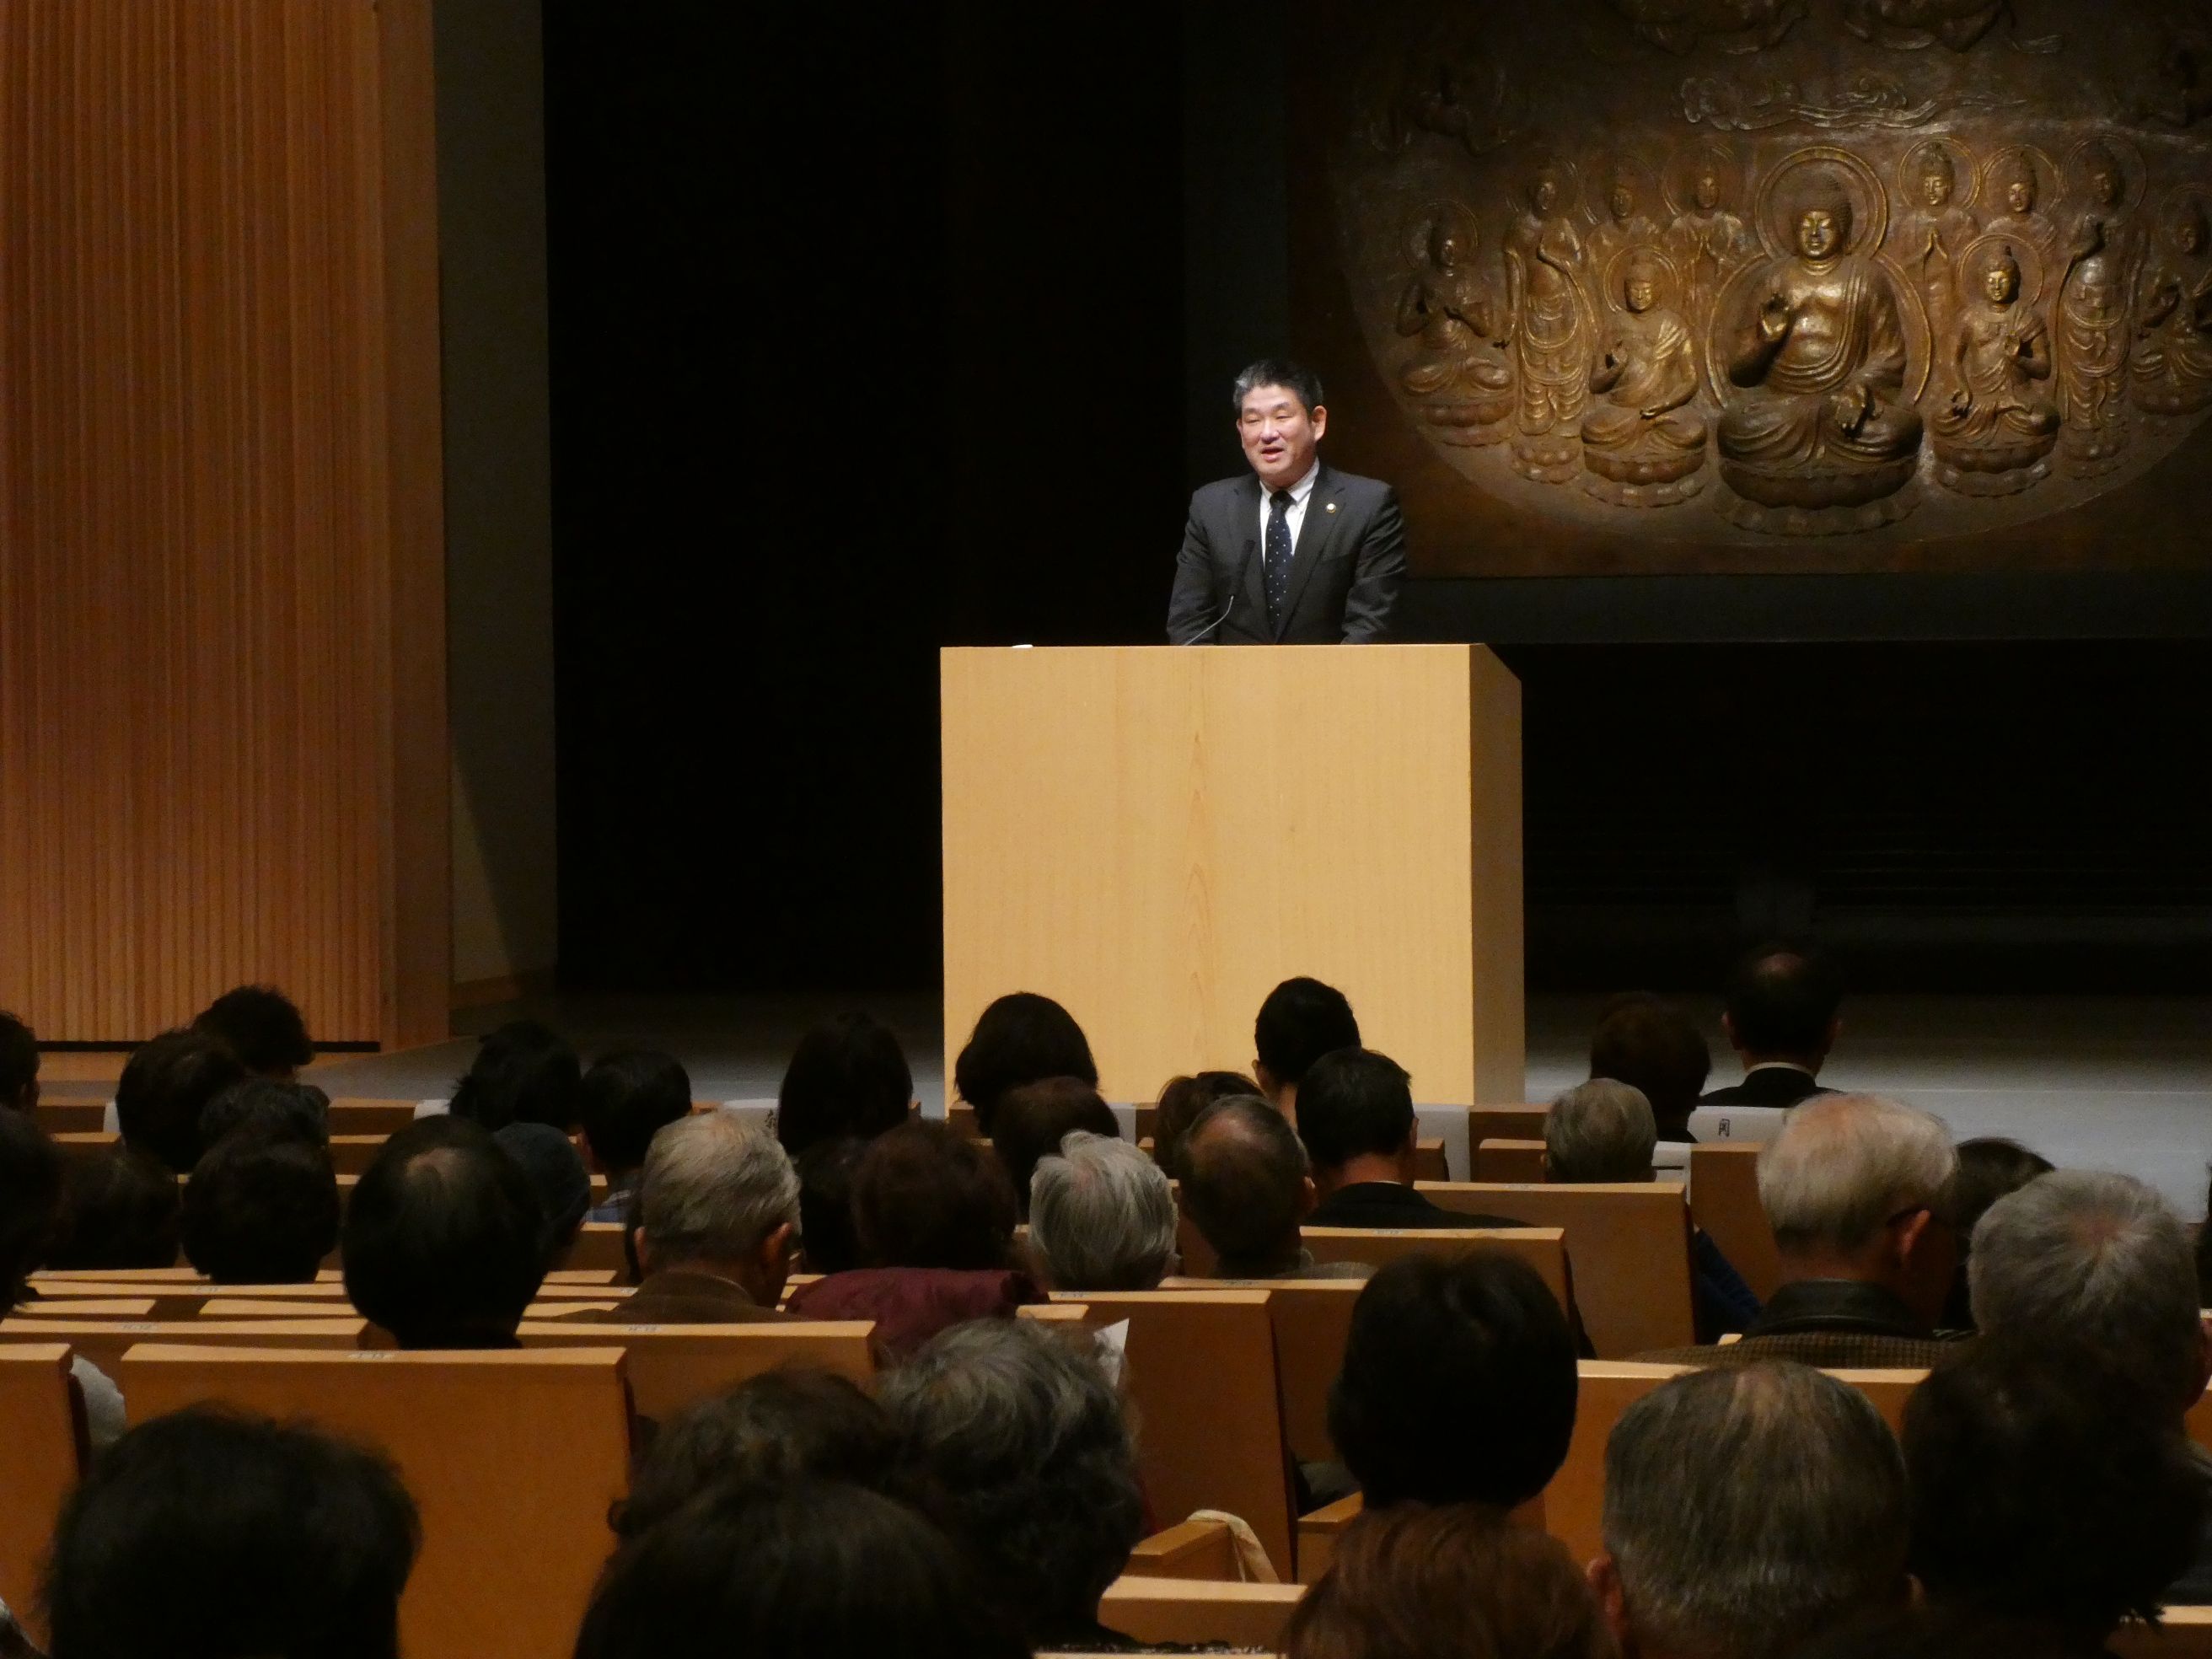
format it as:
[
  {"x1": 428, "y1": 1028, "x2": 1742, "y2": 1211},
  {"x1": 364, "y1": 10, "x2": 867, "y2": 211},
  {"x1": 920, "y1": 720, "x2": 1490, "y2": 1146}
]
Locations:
[
  {"x1": 1181, "y1": 1097, "x2": 1312, "y2": 1277},
  {"x1": 1725, "y1": 943, "x2": 1842, "y2": 1066}
]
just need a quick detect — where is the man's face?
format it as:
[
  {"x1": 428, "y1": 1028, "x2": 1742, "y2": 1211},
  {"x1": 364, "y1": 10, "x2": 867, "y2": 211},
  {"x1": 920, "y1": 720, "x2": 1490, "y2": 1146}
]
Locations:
[{"x1": 1238, "y1": 385, "x2": 1326, "y2": 489}]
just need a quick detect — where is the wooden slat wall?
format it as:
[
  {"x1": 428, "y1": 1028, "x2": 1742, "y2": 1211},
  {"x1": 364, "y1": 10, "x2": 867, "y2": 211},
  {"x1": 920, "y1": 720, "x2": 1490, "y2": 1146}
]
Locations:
[{"x1": 0, "y1": 0, "x2": 447, "y2": 1045}]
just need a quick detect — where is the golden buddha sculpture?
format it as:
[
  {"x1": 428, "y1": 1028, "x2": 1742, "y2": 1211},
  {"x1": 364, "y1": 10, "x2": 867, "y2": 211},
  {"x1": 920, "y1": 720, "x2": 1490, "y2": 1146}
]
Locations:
[
  {"x1": 1897, "y1": 147, "x2": 1982, "y2": 348},
  {"x1": 2130, "y1": 194, "x2": 2212, "y2": 416},
  {"x1": 2056, "y1": 142, "x2": 2140, "y2": 471},
  {"x1": 1983, "y1": 153, "x2": 2058, "y2": 260},
  {"x1": 1581, "y1": 254, "x2": 1709, "y2": 500},
  {"x1": 1395, "y1": 215, "x2": 1515, "y2": 443},
  {"x1": 1930, "y1": 246, "x2": 2059, "y2": 489},
  {"x1": 1587, "y1": 171, "x2": 1662, "y2": 298},
  {"x1": 1504, "y1": 166, "x2": 1594, "y2": 477},
  {"x1": 1666, "y1": 160, "x2": 1759, "y2": 334}
]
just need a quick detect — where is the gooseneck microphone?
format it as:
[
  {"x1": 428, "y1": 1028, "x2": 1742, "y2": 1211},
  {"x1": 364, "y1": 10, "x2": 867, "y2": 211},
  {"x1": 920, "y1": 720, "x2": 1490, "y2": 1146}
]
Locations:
[{"x1": 1183, "y1": 541, "x2": 1259, "y2": 645}]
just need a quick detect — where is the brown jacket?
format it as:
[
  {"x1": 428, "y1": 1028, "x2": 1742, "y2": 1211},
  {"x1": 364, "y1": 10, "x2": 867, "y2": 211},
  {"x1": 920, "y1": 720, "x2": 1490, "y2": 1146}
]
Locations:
[
  {"x1": 571, "y1": 1267, "x2": 787, "y2": 1326},
  {"x1": 1636, "y1": 1278, "x2": 1961, "y2": 1371}
]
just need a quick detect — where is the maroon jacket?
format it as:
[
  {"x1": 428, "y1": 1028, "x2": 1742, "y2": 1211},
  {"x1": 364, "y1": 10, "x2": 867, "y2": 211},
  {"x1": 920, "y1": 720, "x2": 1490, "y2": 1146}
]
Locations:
[{"x1": 785, "y1": 1266, "x2": 1044, "y2": 1361}]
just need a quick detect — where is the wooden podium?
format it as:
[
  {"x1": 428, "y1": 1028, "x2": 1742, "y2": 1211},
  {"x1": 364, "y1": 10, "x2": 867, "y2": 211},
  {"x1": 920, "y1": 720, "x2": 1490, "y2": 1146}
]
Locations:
[{"x1": 941, "y1": 645, "x2": 1524, "y2": 1106}]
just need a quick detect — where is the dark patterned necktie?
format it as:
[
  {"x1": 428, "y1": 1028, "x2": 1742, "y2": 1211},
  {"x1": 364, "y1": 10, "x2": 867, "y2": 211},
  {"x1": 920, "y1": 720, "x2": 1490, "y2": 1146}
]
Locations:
[{"x1": 1264, "y1": 489, "x2": 1295, "y2": 629}]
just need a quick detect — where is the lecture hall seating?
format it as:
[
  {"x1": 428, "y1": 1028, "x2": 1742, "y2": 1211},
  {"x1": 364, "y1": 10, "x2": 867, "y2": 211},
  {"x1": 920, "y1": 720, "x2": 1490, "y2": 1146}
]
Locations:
[
  {"x1": 513, "y1": 1320, "x2": 875, "y2": 1421},
  {"x1": 1688, "y1": 1141, "x2": 1784, "y2": 1302},
  {"x1": 0, "y1": 1345, "x2": 83, "y2": 1646}
]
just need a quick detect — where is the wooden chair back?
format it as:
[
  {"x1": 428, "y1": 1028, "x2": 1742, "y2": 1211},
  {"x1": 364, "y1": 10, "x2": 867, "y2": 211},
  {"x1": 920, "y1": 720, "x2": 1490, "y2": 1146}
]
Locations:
[
  {"x1": 2186, "y1": 1380, "x2": 2212, "y2": 1454},
  {"x1": 1688, "y1": 1142, "x2": 1782, "y2": 1302},
  {"x1": 513, "y1": 1321, "x2": 874, "y2": 1420},
  {"x1": 1411, "y1": 1138, "x2": 1449, "y2": 1183},
  {"x1": 4, "y1": 1297, "x2": 156, "y2": 1318},
  {"x1": 1468, "y1": 1104, "x2": 1549, "y2": 1146},
  {"x1": 1160, "y1": 1276, "x2": 1365, "y2": 1467},
  {"x1": 565, "y1": 1223, "x2": 632, "y2": 1275},
  {"x1": 325, "y1": 1099, "x2": 428, "y2": 1136},
  {"x1": 1474, "y1": 1137, "x2": 1547, "y2": 1183},
  {"x1": 120, "y1": 1343, "x2": 631, "y2": 1659},
  {"x1": 1098, "y1": 1577, "x2": 1305, "y2": 1648},
  {"x1": 0, "y1": 1318, "x2": 365, "y2": 1378},
  {"x1": 1295, "y1": 1492, "x2": 1361, "y2": 1587},
  {"x1": 34, "y1": 1098, "x2": 107, "y2": 1135},
  {"x1": 2115, "y1": 1609, "x2": 2212, "y2": 1659},
  {"x1": 1301, "y1": 1227, "x2": 1569, "y2": 1314},
  {"x1": 0, "y1": 1346, "x2": 83, "y2": 1644},
  {"x1": 326, "y1": 1134, "x2": 393, "y2": 1176},
  {"x1": 1128, "y1": 1518, "x2": 1242, "y2": 1581}
]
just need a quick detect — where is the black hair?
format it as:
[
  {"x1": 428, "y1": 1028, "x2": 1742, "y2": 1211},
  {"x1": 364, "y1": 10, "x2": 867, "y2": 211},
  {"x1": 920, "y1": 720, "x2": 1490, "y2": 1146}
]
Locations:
[
  {"x1": 447, "y1": 1019, "x2": 583, "y2": 1133},
  {"x1": 1295, "y1": 1047, "x2": 1414, "y2": 1173},
  {"x1": 0, "y1": 1008, "x2": 38, "y2": 1109},
  {"x1": 1181, "y1": 1097, "x2": 1310, "y2": 1273},
  {"x1": 777, "y1": 1012, "x2": 914, "y2": 1157},
  {"x1": 114, "y1": 1028, "x2": 250, "y2": 1173},
  {"x1": 46, "y1": 1146, "x2": 182, "y2": 1270},
  {"x1": 493, "y1": 1120, "x2": 593, "y2": 1254},
  {"x1": 341, "y1": 1116, "x2": 548, "y2": 1347},
  {"x1": 191, "y1": 985, "x2": 314, "y2": 1077},
  {"x1": 44, "y1": 1406, "x2": 419, "y2": 1659},
  {"x1": 181, "y1": 1127, "x2": 341, "y2": 1284},
  {"x1": 200, "y1": 1078, "x2": 332, "y2": 1149},
  {"x1": 1254, "y1": 977, "x2": 1361, "y2": 1088},
  {"x1": 1329, "y1": 1251, "x2": 1578, "y2": 1509},
  {"x1": 578, "y1": 1050, "x2": 692, "y2": 1177},
  {"x1": 852, "y1": 1120, "x2": 1016, "y2": 1271},
  {"x1": 950, "y1": 993, "x2": 1097, "y2": 1134},
  {"x1": 1945, "y1": 1138, "x2": 2054, "y2": 1329},
  {"x1": 989, "y1": 1076, "x2": 1119, "y2": 1220},
  {"x1": 795, "y1": 1136, "x2": 868, "y2": 1275},
  {"x1": 0, "y1": 1107, "x2": 63, "y2": 1305},
  {"x1": 1151, "y1": 1071, "x2": 1260, "y2": 1180},
  {"x1": 1587, "y1": 993, "x2": 1711, "y2": 1131},
  {"x1": 1724, "y1": 942, "x2": 1844, "y2": 1058},
  {"x1": 1231, "y1": 358, "x2": 1325, "y2": 417}
]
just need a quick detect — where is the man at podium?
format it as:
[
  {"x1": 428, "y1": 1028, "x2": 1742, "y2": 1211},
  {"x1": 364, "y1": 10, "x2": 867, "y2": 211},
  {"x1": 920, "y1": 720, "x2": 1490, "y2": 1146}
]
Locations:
[{"x1": 1166, "y1": 359, "x2": 1407, "y2": 645}]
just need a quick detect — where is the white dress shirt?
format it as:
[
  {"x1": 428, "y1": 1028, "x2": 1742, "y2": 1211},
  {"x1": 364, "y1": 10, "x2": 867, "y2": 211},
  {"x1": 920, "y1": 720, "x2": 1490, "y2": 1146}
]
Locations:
[{"x1": 1257, "y1": 460, "x2": 1321, "y2": 555}]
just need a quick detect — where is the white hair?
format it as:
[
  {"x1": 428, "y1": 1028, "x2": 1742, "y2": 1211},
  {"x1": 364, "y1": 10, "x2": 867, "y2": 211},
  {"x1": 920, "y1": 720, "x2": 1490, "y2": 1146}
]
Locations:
[
  {"x1": 1756, "y1": 1093, "x2": 1955, "y2": 1256},
  {"x1": 1546, "y1": 1079, "x2": 1657, "y2": 1183},
  {"x1": 637, "y1": 1112, "x2": 799, "y2": 1264},
  {"x1": 1028, "y1": 1130, "x2": 1178, "y2": 1291}
]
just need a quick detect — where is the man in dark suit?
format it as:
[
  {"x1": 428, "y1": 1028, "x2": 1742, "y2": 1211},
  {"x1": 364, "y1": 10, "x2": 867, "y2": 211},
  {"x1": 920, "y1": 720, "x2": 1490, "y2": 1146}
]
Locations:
[
  {"x1": 1166, "y1": 359, "x2": 1406, "y2": 645},
  {"x1": 1700, "y1": 942, "x2": 1844, "y2": 1108},
  {"x1": 1299, "y1": 1046, "x2": 1519, "y2": 1231}
]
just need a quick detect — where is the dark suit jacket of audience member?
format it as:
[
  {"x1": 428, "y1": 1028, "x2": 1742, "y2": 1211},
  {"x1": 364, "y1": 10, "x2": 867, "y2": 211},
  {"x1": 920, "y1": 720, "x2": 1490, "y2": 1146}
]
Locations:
[
  {"x1": 785, "y1": 1266, "x2": 1044, "y2": 1362},
  {"x1": 571, "y1": 1268, "x2": 786, "y2": 1326},
  {"x1": 1305, "y1": 1181, "x2": 1522, "y2": 1232},
  {"x1": 1699, "y1": 1066, "x2": 1832, "y2": 1108},
  {"x1": 1635, "y1": 1278, "x2": 1961, "y2": 1371},
  {"x1": 1164, "y1": 464, "x2": 1407, "y2": 645}
]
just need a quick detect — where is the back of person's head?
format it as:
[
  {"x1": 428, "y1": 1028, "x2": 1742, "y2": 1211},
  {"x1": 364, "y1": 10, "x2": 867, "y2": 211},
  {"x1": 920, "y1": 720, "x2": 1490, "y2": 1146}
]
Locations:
[
  {"x1": 491, "y1": 1121, "x2": 592, "y2": 1254},
  {"x1": 44, "y1": 1407, "x2": 419, "y2": 1659},
  {"x1": 951, "y1": 992, "x2": 1097, "y2": 1133},
  {"x1": 0, "y1": 1106, "x2": 62, "y2": 1304},
  {"x1": 852, "y1": 1119, "x2": 1016, "y2": 1271},
  {"x1": 636, "y1": 1110, "x2": 799, "y2": 1270},
  {"x1": 1151, "y1": 1069, "x2": 1260, "y2": 1178},
  {"x1": 341, "y1": 1116, "x2": 546, "y2": 1347},
  {"x1": 578, "y1": 1050, "x2": 692, "y2": 1178},
  {"x1": 114, "y1": 1028, "x2": 250, "y2": 1173},
  {"x1": 990, "y1": 1076, "x2": 1119, "y2": 1216},
  {"x1": 1284, "y1": 1502, "x2": 1612, "y2": 1659},
  {"x1": 576, "y1": 1479, "x2": 1026, "y2": 1659},
  {"x1": 200, "y1": 1077, "x2": 331, "y2": 1149},
  {"x1": 1905, "y1": 1336, "x2": 2204, "y2": 1643},
  {"x1": 615, "y1": 1368, "x2": 899, "y2": 1540},
  {"x1": 1181, "y1": 1095, "x2": 1313, "y2": 1273},
  {"x1": 1602, "y1": 1361, "x2": 1908, "y2": 1659},
  {"x1": 191, "y1": 984, "x2": 314, "y2": 1078},
  {"x1": 879, "y1": 1318, "x2": 1142, "y2": 1642},
  {"x1": 1296, "y1": 1047, "x2": 1415, "y2": 1175},
  {"x1": 1544, "y1": 1079, "x2": 1657, "y2": 1184},
  {"x1": 1254, "y1": 977, "x2": 1361, "y2": 1093},
  {"x1": 0, "y1": 1007, "x2": 38, "y2": 1111},
  {"x1": 776, "y1": 1012, "x2": 914, "y2": 1157},
  {"x1": 1969, "y1": 1170, "x2": 2205, "y2": 1411},
  {"x1": 1029, "y1": 1130, "x2": 1177, "y2": 1290},
  {"x1": 1757, "y1": 1093, "x2": 1956, "y2": 1258},
  {"x1": 1952, "y1": 1140, "x2": 2054, "y2": 1242},
  {"x1": 447, "y1": 1018, "x2": 583, "y2": 1132},
  {"x1": 1723, "y1": 942, "x2": 1844, "y2": 1060},
  {"x1": 1330, "y1": 1251, "x2": 1576, "y2": 1509},
  {"x1": 795, "y1": 1135, "x2": 867, "y2": 1274},
  {"x1": 1587, "y1": 994, "x2": 1710, "y2": 1130},
  {"x1": 46, "y1": 1146, "x2": 181, "y2": 1270},
  {"x1": 181, "y1": 1127, "x2": 340, "y2": 1284}
]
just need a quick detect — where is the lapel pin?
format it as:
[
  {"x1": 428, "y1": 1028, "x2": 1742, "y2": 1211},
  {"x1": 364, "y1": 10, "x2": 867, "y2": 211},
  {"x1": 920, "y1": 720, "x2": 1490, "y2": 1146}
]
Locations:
[{"x1": 1325, "y1": 502, "x2": 1337, "y2": 513}]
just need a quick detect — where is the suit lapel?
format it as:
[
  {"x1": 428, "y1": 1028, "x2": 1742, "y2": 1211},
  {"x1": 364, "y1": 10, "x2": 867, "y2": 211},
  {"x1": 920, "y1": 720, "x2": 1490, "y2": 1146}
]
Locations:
[
  {"x1": 1236, "y1": 474, "x2": 1268, "y2": 623},
  {"x1": 1274, "y1": 464, "x2": 1344, "y2": 640}
]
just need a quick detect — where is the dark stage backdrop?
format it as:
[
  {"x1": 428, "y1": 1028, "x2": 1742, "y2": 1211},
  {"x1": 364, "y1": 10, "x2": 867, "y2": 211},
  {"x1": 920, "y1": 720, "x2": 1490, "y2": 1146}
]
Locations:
[{"x1": 544, "y1": 5, "x2": 2212, "y2": 997}]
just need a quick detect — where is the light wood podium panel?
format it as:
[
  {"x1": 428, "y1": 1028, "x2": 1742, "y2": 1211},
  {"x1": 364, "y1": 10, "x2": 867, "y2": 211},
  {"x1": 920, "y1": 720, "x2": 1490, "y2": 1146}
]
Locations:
[{"x1": 942, "y1": 645, "x2": 1522, "y2": 1106}]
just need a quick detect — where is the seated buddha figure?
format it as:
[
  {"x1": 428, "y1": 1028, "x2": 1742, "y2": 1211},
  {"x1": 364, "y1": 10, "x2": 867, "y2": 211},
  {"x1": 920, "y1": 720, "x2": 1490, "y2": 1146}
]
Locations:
[
  {"x1": 1395, "y1": 214, "x2": 1515, "y2": 440},
  {"x1": 2131, "y1": 195, "x2": 2212, "y2": 417},
  {"x1": 1581, "y1": 254, "x2": 1709, "y2": 493},
  {"x1": 1718, "y1": 180, "x2": 1924, "y2": 508},
  {"x1": 1930, "y1": 246, "x2": 2059, "y2": 484}
]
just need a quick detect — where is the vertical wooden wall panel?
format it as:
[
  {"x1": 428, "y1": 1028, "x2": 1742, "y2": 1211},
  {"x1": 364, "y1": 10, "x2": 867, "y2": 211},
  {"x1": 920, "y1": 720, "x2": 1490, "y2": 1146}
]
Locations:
[{"x1": 0, "y1": 0, "x2": 447, "y2": 1044}]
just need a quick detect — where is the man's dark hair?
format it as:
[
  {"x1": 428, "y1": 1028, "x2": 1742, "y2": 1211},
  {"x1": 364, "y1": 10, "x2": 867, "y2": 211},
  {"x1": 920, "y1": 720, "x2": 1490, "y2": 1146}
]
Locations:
[
  {"x1": 115, "y1": 1028, "x2": 250, "y2": 1173},
  {"x1": 1232, "y1": 358, "x2": 1325, "y2": 416},
  {"x1": 201, "y1": 1078, "x2": 332, "y2": 1149},
  {"x1": 1904, "y1": 1336, "x2": 2205, "y2": 1642},
  {"x1": 778, "y1": 1012, "x2": 914, "y2": 1157},
  {"x1": 181, "y1": 1128, "x2": 341, "y2": 1284},
  {"x1": 579, "y1": 1050, "x2": 693, "y2": 1178},
  {"x1": 191, "y1": 985, "x2": 314, "y2": 1077},
  {"x1": 492, "y1": 1120, "x2": 592, "y2": 1255},
  {"x1": 796, "y1": 1136, "x2": 868, "y2": 1275},
  {"x1": 1329, "y1": 1251, "x2": 1578, "y2": 1508},
  {"x1": 46, "y1": 1146, "x2": 181, "y2": 1270},
  {"x1": 615, "y1": 1369, "x2": 899, "y2": 1539},
  {"x1": 1725, "y1": 943, "x2": 1844, "y2": 1059},
  {"x1": 44, "y1": 1407, "x2": 419, "y2": 1659},
  {"x1": 1181, "y1": 1097, "x2": 1310, "y2": 1274},
  {"x1": 1151, "y1": 1071, "x2": 1259, "y2": 1179},
  {"x1": 447, "y1": 1019, "x2": 583, "y2": 1133},
  {"x1": 1588, "y1": 994, "x2": 1711, "y2": 1130},
  {"x1": 990, "y1": 1077, "x2": 1119, "y2": 1219},
  {"x1": 576, "y1": 1480, "x2": 1025, "y2": 1659},
  {"x1": 1945, "y1": 1138, "x2": 2055, "y2": 1329},
  {"x1": 0, "y1": 1008, "x2": 38, "y2": 1110},
  {"x1": 0, "y1": 1107, "x2": 63, "y2": 1306},
  {"x1": 852, "y1": 1120, "x2": 1016, "y2": 1272},
  {"x1": 1295, "y1": 1047, "x2": 1414, "y2": 1174},
  {"x1": 341, "y1": 1116, "x2": 547, "y2": 1347},
  {"x1": 951, "y1": 994, "x2": 1097, "y2": 1134},
  {"x1": 1254, "y1": 977, "x2": 1361, "y2": 1089}
]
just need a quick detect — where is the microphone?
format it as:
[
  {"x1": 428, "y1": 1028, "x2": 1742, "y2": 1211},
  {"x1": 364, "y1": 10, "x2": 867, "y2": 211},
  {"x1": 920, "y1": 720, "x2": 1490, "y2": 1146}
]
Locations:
[{"x1": 1183, "y1": 541, "x2": 1259, "y2": 645}]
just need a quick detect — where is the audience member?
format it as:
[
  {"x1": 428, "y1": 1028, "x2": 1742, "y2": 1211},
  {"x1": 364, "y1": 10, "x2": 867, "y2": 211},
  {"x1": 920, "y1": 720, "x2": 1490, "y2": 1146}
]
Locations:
[
  {"x1": 492, "y1": 1120, "x2": 592, "y2": 1259},
  {"x1": 879, "y1": 1319, "x2": 1143, "y2": 1650},
  {"x1": 776, "y1": 1011, "x2": 915, "y2": 1157},
  {"x1": 114, "y1": 1027, "x2": 250, "y2": 1173},
  {"x1": 1905, "y1": 1337, "x2": 2205, "y2": 1647},
  {"x1": 43, "y1": 1408, "x2": 420, "y2": 1659},
  {"x1": 341, "y1": 1117, "x2": 547, "y2": 1348},
  {"x1": 45, "y1": 1145, "x2": 181, "y2": 1270},
  {"x1": 1702, "y1": 943, "x2": 1844, "y2": 1107},
  {"x1": 181, "y1": 1127, "x2": 341, "y2": 1283},
  {"x1": 577, "y1": 1111, "x2": 797, "y2": 1324},
  {"x1": 0, "y1": 1109, "x2": 123, "y2": 1446},
  {"x1": 1284, "y1": 1503, "x2": 1612, "y2": 1659},
  {"x1": 990, "y1": 1075, "x2": 1119, "y2": 1217},
  {"x1": 951, "y1": 991, "x2": 1098, "y2": 1135},
  {"x1": 794, "y1": 1134, "x2": 866, "y2": 1274},
  {"x1": 1254, "y1": 975, "x2": 1361, "y2": 1116},
  {"x1": 1594, "y1": 1361, "x2": 1909, "y2": 1659},
  {"x1": 578, "y1": 1049, "x2": 692, "y2": 1223},
  {"x1": 785, "y1": 1119, "x2": 1039, "y2": 1356},
  {"x1": 575, "y1": 1479, "x2": 1025, "y2": 1659},
  {"x1": 0, "y1": 1008, "x2": 36, "y2": 1113},
  {"x1": 199, "y1": 1077, "x2": 332, "y2": 1148},
  {"x1": 613, "y1": 1369, "x2": 898, "y2": 1540},
  {"x1": 446, "y1": 1018, "x2": 583, "y2": 1132},
  {"x1": 1028, "y1": 1130, "x2": 1177, "y2": 1290},
  {"x1": 1330, "y1": 1252, "x2": 1576, "y2": 1510},
  {"x1": 1640, "y1": 1093, "x2": 1959, "y2": 1367},
  {"x1": 1150, "y1": 1068, "x2": 1260, "y2": 1178},
  {"x1": 1180, "y1": 1095, "x2": 1368, "y2": 1280},
  {"x1": 191, "y1": 984, "x2": 314, "y2": 1080},
  {"x1": 1589, "y1": 993, "x2": 1710, "y2": 1141},
  {"x1": 1942, "y1": 1136, "x2": 2054, "y2": 1329},
  {"x1": 1301, "y1": 1047, "x2": 1515, "y2": 1229}
]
